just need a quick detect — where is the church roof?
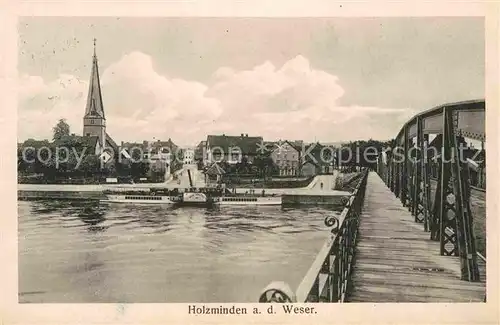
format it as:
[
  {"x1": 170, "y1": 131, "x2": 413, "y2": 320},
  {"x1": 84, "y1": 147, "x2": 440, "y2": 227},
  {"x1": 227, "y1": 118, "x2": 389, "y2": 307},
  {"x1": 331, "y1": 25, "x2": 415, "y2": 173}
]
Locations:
[
  {"x1": 105, "y1": 132, "x2": 118, "y2": 152},
  {"x1": 84, "y1": 41, "x2": 105, "y2": 119}
]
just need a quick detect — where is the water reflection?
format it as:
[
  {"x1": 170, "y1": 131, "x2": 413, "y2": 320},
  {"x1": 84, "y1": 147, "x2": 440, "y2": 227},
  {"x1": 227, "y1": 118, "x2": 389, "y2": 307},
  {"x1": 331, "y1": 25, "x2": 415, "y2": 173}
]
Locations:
[{"x1": 79, "y1": 205, "x2": 105, "y2": 224}]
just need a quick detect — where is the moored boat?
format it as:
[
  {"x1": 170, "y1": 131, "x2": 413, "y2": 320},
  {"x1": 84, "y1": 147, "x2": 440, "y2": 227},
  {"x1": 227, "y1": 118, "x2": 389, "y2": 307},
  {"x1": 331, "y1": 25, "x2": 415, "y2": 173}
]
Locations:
[
  {"x1": 101, "y1": 185, "x2": 283, "y2": 206},
  {"x1": 102, "y1": 194, "x2": 175, "y2": 204},
  {"x1": 214, "y1": 195, "x2": 282, "y2": 206}
]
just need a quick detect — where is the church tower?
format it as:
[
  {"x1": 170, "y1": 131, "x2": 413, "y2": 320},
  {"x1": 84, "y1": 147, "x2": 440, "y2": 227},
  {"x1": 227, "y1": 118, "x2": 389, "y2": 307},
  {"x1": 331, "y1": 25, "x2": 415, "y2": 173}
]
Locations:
[{"x1": 83, "y1": 38, "x2": 106, "y2": 150}]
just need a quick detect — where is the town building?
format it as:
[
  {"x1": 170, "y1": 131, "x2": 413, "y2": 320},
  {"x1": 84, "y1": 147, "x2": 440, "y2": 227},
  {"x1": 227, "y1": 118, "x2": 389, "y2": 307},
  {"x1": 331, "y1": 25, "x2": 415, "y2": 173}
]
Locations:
[
  {"x1": 121, "y1": 138, "x2": 179, "y2": 181},
  {"x1": 194, "y1": 141, "x2": 206, "y2": 166},
  {"x1": 204, "y1": 134, "x2": 263, "y2": 165},
  {"x1": 183, "y1": 148, "x2": 195, "y2": 165},
  {"x1": 268, "y1": 140, "x2": 303, "y2": 176},
  {"x1": 300, "y1": 142, "x2": 336, "y2": 176}
]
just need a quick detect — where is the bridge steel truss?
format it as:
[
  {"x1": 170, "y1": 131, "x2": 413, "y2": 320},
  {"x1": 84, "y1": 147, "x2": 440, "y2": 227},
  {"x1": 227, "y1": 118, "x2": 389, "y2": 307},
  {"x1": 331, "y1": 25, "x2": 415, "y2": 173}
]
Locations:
[{"x1": 379, "y1": 99, "x2": 484, "y2": 282}]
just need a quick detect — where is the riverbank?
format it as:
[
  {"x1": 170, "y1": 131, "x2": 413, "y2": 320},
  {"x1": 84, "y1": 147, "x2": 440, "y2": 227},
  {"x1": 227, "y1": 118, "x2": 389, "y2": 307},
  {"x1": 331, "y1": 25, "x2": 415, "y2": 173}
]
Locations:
[{"x1": 18, "y1": 174, "x2": 352, "y2": 203}]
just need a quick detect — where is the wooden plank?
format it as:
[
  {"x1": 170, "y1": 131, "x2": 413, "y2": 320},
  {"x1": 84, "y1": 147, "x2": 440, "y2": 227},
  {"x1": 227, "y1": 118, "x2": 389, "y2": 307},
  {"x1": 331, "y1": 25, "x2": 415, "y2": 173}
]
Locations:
[
  {"x1": 348, "y1": 290, "x2": 483, "y2": 303},
  {"x1": 352, "y1": 274, "x2": 486, "y2": 291},
  {"x1": 352, "y1": 284, "x2": 484, "y2": 302},
  {"x1": 348, "y1": 172, "x2": 486, "y2": 303}
]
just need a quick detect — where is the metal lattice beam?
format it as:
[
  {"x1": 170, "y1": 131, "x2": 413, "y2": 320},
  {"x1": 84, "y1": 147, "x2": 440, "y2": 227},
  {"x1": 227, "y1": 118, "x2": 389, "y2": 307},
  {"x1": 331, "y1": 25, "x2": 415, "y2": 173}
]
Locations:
[{"x1": 378, "y1": 100, "x2": 484, "y2": 283}]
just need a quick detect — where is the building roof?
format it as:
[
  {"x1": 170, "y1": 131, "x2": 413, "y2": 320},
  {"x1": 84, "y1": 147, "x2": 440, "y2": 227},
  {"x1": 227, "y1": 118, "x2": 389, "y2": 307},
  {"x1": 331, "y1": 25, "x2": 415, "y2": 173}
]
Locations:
[
  {"x1": 121, "y1": 138, "x2": 178, "y2": 151},
  {"x1": 262, "y1": 140, "x2": 303, "y2": 154},
  {"x1": 105, "y1": 132, "x2": 119, "y2": 152},
  {"x1": 150, "y1": 138, "x2": 178, "y2": 151},
  {"x1": 205, "y1": 162, "x2": 226, "y2": 176},
  {"x1": 303, "y1": 142, "x2": 334, "y2": 166},
  {"x1": 195, "y1": 141, "x2": 206, "y2": 151},
  {"x1": 271, "y1": 140, "x2": 303, "y2": 153},
  {"x1": 194, "y1": 141, "x2": 206, "y2": 159},
  {"x1": 207, "y1": 134, "x2": 263, "y2": 155}
]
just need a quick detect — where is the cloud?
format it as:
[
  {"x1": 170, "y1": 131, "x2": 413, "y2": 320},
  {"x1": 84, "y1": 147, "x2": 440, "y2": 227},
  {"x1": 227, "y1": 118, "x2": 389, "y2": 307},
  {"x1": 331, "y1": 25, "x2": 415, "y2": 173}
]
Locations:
[
  {"x1": 18, "y1": 74, "x2": 88, "y2": 140},
  {"x1": 100, "y1": 52, "x2": 223, "y2": 140},
  {"x1": 18, "y1": 53, "x2": 414, "y2": 145},
  {"x1": 205, "y1": 55, "x2": 413, "y2": 141}
]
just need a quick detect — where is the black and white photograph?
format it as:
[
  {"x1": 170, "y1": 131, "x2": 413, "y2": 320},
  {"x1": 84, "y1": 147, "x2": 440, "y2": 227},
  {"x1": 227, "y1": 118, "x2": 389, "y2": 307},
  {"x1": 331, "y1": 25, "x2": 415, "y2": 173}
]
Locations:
[{"x1": 15, "y1": 16, "x2": 488, "y2": 306}]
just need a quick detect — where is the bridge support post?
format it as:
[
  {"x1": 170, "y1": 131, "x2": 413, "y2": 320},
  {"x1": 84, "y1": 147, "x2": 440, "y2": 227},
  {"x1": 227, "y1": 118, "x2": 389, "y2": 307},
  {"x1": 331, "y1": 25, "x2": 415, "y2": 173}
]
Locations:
[
  {"x1": 389, "y1": 155, "x2": 395, "y2": 194},
  {"x1": 401, "y1": 128, "x2": 409, "y2": 206},
  {"x1": 421, "y1": 133, "x2": 432, "y2": 232},
  {"x1": 437, "y1": 107, "x2": 480, "y2": 281},
  {"x1": 394, "y1": 158, "x2": 399, "y2": 198},
  {"x1": 397, "y1": 160, "x2": 402, "y2": 199},
  {"x1": 407, "y1": 137, "x2": 416, "y2": 214},
  {"x1": 430, "y1": 153, "x2": 442, "y2": 241},
  {"x1": 413, "y1": 117, "x2": 430, "y2": 227}
]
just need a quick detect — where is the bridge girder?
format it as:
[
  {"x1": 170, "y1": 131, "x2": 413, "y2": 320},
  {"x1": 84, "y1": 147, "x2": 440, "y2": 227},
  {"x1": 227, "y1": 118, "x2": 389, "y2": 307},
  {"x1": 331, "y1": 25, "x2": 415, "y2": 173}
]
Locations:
[
  {"x1": 400, "y1": 99, "x2": 485, "y2": 141},
  {"x1": 379, "y1": 99, "x2": 484, "y2": 282}
]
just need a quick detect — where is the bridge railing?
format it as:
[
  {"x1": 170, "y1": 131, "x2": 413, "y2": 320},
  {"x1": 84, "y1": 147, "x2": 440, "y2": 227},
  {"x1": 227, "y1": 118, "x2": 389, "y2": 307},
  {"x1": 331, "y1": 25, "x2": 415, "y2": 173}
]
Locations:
[
  {"x1": 376, "y1": 99, "x2": 485, "y2": 282},
  {"x1": 259, "y1": 168, "x2": 369, "y2": 303}
]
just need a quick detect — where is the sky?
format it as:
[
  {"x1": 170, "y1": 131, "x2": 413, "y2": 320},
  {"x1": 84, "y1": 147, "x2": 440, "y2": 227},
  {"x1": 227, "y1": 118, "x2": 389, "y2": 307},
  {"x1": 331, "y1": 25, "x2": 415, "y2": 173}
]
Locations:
[{"x1": 17, "y1": 17, "x2": 484, "y2": 147}]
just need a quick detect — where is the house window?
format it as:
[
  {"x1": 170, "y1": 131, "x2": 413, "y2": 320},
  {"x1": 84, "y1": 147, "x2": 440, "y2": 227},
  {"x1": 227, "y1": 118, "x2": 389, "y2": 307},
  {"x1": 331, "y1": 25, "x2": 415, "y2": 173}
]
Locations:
[{"x1": 86, "y1": 133, "x2": 90, "y2": 137}]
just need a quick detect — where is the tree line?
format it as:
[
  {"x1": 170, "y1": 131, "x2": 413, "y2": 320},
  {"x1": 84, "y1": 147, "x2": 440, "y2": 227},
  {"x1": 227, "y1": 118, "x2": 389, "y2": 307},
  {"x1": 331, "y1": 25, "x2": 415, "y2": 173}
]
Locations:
[{"x1": 18, "y1": 119, "x2": 150, "y2": 183}]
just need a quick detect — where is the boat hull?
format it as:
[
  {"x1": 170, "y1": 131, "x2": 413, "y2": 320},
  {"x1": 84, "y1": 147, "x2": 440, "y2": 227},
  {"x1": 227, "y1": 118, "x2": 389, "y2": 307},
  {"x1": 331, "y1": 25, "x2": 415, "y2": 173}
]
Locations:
[
  {"x1": 101, "y1": 193, "x2": 282, "y2": 206},
  {"x1": 215, "y1": 197, "x2": 282, "y2": 206},
  {"x1": 101, "y1": 195, "x2": 175, "y2": 204}
]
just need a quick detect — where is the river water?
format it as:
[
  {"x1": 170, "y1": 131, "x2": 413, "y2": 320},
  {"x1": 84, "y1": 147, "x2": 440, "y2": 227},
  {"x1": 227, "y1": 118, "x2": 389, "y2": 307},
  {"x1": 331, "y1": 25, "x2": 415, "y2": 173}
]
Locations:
[{"x1": 18, "y1": 200, "x2": 341, "y2": 303}]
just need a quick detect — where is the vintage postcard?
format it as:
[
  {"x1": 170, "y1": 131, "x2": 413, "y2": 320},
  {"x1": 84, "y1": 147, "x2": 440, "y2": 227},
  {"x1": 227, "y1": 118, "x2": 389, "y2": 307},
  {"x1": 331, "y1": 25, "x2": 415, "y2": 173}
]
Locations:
[{"x1": 1, "y1": 1, "x2": 499, "y2": 324}]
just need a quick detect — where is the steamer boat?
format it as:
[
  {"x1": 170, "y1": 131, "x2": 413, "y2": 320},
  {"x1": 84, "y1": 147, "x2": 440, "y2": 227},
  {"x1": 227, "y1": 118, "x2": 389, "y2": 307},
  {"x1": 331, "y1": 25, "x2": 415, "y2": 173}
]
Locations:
[{"x1": 101, "y1": 169, "x2": 282, "y2": 206}]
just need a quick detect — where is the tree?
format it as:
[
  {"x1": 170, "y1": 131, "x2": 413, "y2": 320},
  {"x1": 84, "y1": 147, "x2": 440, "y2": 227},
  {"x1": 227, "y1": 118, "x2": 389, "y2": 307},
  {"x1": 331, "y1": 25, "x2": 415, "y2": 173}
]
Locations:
[
  {"x1": 80, "y1": 154, "x2": 101, "y2": 177},
  {"x1": 254, "y1": 153, "x2": 276, "y2": 179},
  {"x1": 129, "y1": 149, "x2": 149, "y2": 179},
  {"x1": 52, "y1": 119, "x2": 70, "y2": 141}
]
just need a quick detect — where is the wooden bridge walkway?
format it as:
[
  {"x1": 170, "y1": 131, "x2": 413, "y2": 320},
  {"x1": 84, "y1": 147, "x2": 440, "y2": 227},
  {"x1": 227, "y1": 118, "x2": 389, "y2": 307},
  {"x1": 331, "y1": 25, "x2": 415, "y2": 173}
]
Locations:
[{"x1": 348, "y1": 172, "x2": 486, "y2": 302}]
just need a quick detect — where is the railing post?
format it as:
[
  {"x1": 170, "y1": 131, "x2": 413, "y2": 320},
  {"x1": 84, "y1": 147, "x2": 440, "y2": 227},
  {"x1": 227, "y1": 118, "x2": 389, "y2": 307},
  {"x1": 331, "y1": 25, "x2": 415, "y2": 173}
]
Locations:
[
  {"x1": 436, "y1": 107, "x2": 480, "y2": 281},
  {"x1": 411, "y1": 146, "x2": 419, "y2": 218},
  {"x1": 407, "y1": 142, "x2": 415, "y2": 213},
  {"x1": 421, "y1": 134, "x2": 432, "y2": 232},
  {"x1": 394, "y1": 157, "x2": 401, "y2": 198},
  {"x1": 448, "y1": 112, "x2": 480, "y2": 281},
  {"x1": 401, "y1": 128, "x2": 409, "y2": 206},
  {"x1": 388, "y1": 155, "x2": 394, "y2": 193},
  {"x1": 431, "y1": 152, "x2": 442, "y2": 241},
  {"x1": 413, "y1": 117, "x2": 424, "y2": 223},
  {"x1": 438, "y1": 107, "x2": 458, "y2": 255}
]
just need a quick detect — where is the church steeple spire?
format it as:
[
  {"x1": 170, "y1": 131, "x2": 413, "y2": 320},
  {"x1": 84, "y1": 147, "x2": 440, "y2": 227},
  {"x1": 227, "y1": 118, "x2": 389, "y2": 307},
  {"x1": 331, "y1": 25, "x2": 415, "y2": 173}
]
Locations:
[
  {"x1": 83, "y1": 39, "x2": 107, "y2": 150},
  {"x1": 84, "y1": 38, "x2": 105, "y2": 119}
]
